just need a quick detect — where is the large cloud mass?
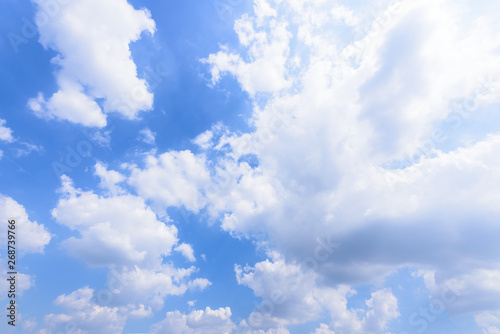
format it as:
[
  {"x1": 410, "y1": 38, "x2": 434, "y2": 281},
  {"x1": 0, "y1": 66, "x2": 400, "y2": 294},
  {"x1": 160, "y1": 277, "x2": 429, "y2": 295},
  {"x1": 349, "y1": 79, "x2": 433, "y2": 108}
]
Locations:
[
  {"x1": 32, "y1": 0, "x2": 500, "y2": 332},
  {"x1": 182, "y1": 0, "x2": 500, "y2": 331}
]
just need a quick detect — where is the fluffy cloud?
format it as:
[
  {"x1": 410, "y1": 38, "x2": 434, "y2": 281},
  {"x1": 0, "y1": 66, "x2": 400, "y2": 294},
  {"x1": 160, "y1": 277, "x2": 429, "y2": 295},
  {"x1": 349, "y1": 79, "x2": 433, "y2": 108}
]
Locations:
[
  {"x1": 202, "y1": 8, "x2": 291, "y2": 96},
  {"x1": 312, "y1": 324, "x2": 335, "y2": 334},
  {"x1": 45, "y1": 174, "x2": 211, "y2": 332},
  {"x1": 0, "y1": 119, "x2": 14, "y2": 142},
  {"x1": 52, "y1": 175, "x2": 177, "y2": 267},
  {"x1": 175, "y1": 243, "x2": 196, "y2": 262},
  {"x1": 236, "y1": 257, "x2": 398, "y2": 333},
  {"x1": 149, "y1": 307, "x2": 237, "y2": 334},
  {"x1": 127, "y1": 150, "x2": 211, "y2": 212},
  {"x1": 28, "y1": 0, "x2": 156, "y2": 127},
  {"x1": 95, "y1": 162, "x2": 126, "y2": 195},
  {"x1": 139, "y1": 128, "x2": 156, "y2": 145},
  {"x1": 42, "y1": 287, "x2": 127, "y2": 334},
  {"x1": 476, "y1": 311, "x2": 500, "y2": 334}
]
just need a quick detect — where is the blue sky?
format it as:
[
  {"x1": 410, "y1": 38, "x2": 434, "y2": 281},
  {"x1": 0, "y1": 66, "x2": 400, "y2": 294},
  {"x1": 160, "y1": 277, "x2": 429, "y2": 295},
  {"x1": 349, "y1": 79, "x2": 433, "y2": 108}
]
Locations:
[{"x1": 1, "y1": 0, "x2": 500, "y2": 333}]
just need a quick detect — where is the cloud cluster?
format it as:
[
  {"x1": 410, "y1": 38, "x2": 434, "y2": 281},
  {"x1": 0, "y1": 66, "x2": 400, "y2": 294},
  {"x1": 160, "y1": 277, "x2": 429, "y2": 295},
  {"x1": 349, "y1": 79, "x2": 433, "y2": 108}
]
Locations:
[
  {"x1": 236, "y1": 257, "x2": 399, "y2": 333},
  {"x1": 28, "y1": 0, "x2": 156, "y2": 127},
  {"x1": 189, "y1": 0, "x2": 500, "y2": 330},
  {"x1": 42, "y1": 170, "x2": 211, "y2": 333}
]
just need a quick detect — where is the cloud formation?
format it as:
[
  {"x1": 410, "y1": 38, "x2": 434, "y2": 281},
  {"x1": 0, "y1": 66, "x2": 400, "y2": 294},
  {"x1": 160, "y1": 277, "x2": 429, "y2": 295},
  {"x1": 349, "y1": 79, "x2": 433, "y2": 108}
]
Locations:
[
  {"x1": 0, "y1": 119, "x2": 14, "y2": 143},
  {"x1": 43, "y1": 174, "x2": 211, "y2": 333},
  {"x1": 28, "y1": 0, "x2": 156, "y2": 127}
]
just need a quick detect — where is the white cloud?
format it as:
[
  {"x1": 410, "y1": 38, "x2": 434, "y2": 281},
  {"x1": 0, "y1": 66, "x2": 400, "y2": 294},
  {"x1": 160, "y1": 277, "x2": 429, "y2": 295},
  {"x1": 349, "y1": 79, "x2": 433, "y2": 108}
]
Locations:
[
  {"x1": 0, "y1": 259, "x2": 34, "y2": 297},
  {"x1": 236, "y1": 257, "x2": 399, "y2": 332},
  {"x1": 476, "y1": 311, "x2": 500, "y2": 334},
  {"x1": 202, "y1": 12, "x2": 291, "y2": 96},
  {"x1": 312, "y1": 324, "x2": 335, "y2": 334},
  {"x1": 139, "y1": 128, "x2": 156, "y2": 145},
  {"x1": 128, "y1": 150, "x2": 211, "y2": 212},
  {"x1": 28, "y1": 0, "x2": 156, "y2": 127},
  {"x1": 14, "y1": 142, "x2": 44, "y2": 157},
  {"x1": 0, "y1": 119, "x2": 14, "y2": 142},
  {"x1": 331, "y1": 5, "x2": 358, "y2": 26},
  {"x1": 94, "y1": 162, "x2": 126, "y2": 195},
  {"x1": 193, "y1": 129, "x2": 214, "y2": 149},
  {"x1": 42, "y1": 287, "x2": 127, "y2": 334},
  {"x1": 239, "y1": 326, "x2": 290, "y2": 334},
  {"x1": 52, "y1": 175, "x2": 177, "y2": 267},
  {"x1": 97, "y1": 265, "x2": 210, "y2": 311},
  {"x1": 149, "y1": 307, "x2": 237, "y2": 334},
  {"x1": 21, "y1": 317, "x2": 37, "y2": 332},
  {"x1": 0, "y1": 194, "x2": 51, "y2": 254},
  {"x1": 175, "y1": 243, "x2": 196, "y2": 262},
  {"x1": 46, "y1": 175, "x2": 211, "y2": 332}
]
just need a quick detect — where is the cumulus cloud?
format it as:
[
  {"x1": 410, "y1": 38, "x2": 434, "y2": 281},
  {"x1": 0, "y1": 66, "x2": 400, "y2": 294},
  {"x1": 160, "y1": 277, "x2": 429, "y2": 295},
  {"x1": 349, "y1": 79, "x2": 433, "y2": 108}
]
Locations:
[
  {"x1": 236, "y1": 257, "x2": 399, "y2": 333},
  {"x1": 0, "y1": 119, "x2": 14, "y2": 142},
  {"x1": 42, "y1": 287, "x2": 127, "y2": 334},
  {"x1": 139, "y1": 127, "x2": 156, "y2": 145},
  {"x1": 149, "y1": 307, "x2": 237, "y2": 334},
  {"x1": 127, "y1": 150, "x2": 211, "y2": 212},
  {"x1": 52, "y1": 175, "x2": 177, "y2": 267},
  {"x1": 175, "y1": 243, "x2": 196, "y2": 262},
  {"x1": 95, "y1": 162, "x2": 126, "y2": 195},
  {"x1": 44, "y1": 174, "x2": 212, "y2": 332},
  {"x1": 202, "y1": 7, "x2": 291, "y2": 96},
  {"x1": 28, "y1": 0, "x2": 156, "y2": 127},
  {"x1": 312, "y1": 324, "x2": 335, "y2": 334}
]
